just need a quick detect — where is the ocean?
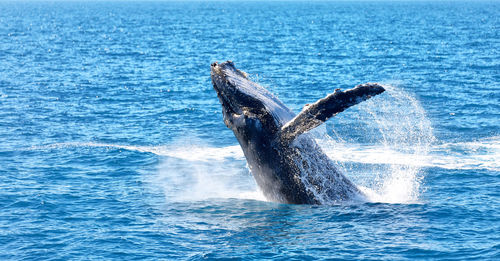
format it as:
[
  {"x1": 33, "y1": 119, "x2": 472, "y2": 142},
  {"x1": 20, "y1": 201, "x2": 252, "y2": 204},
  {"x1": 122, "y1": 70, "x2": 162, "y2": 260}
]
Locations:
[{"x1": 0, "y1": 0, "x2": 498, "y2": 259}]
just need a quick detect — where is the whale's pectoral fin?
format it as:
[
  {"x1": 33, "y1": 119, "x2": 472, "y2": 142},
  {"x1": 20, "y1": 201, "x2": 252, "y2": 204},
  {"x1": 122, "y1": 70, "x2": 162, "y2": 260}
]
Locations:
[{"x1": 280, "y1": 83, "x2": 385, "y2": 141}]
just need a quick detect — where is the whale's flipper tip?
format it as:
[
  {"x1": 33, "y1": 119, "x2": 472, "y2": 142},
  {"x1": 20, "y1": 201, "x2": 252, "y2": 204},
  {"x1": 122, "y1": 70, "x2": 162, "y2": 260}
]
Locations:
[{"x1": 354, "y1": 83, "x2": 386, "y2": 97}]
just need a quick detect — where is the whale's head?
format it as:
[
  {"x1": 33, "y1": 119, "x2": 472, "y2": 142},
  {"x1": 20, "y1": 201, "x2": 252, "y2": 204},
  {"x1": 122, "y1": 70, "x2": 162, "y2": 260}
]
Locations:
[
  {"x1": 211, "y1": 61, "x2": 301, "y2": 203},
  {"x1": 211, "y1": 61, "x2": 294, "y2": 141}
]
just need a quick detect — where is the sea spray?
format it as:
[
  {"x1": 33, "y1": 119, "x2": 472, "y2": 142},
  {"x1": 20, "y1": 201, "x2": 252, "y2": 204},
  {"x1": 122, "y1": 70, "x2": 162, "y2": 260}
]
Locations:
[
  {"x1": 319, "y1": 85, "x2": 436, "y2": 203},
  {"x1": 151, "y1": 139, "x2": 264, "y2": 202}
]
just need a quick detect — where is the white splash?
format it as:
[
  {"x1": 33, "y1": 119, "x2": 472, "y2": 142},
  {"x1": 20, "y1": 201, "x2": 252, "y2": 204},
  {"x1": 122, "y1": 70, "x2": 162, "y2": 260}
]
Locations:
[
  {"x1": 150, "y1": 141, "x2": 264, "y2": 203},
  {"x1": 321, "y1": 85, "x2": 436, "y2": 204}
]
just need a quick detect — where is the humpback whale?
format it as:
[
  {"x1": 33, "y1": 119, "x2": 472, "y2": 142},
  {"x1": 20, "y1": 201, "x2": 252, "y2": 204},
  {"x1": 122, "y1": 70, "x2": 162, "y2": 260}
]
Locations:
[{"x1": 211, "y1": 61, "x2": 385, "y2": 204}]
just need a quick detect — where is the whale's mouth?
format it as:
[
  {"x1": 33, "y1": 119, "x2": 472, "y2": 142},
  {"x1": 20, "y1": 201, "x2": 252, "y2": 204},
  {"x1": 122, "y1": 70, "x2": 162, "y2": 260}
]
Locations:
[{"x1": 211, "y1": 62, "x2": 242, "y2": 118}]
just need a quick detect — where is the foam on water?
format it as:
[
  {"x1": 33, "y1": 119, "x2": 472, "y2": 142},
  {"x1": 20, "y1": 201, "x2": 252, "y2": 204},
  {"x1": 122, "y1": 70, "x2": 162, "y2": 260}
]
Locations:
[
  {"x1": 28, "y1": 142, "x2": 243, "y2": 162},
  {"x1": 320, "y1": 137, "x2": 500, "y2": 171},
  {"x1": 31, "y1": 136, "x2": 497, "y2": 172}
]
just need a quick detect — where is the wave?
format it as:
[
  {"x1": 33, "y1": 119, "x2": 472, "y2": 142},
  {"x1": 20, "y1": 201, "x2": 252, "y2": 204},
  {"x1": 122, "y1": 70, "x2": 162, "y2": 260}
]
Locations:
[
  {"x1": 29, "y1": 142, "x2": 244, "y2": 162},
  {"x1": 320, "y1": 137, "x2": 500, "y2": 171},
  {"x1": 27, "y1": 136, "x2": 499, "y2": 171}
]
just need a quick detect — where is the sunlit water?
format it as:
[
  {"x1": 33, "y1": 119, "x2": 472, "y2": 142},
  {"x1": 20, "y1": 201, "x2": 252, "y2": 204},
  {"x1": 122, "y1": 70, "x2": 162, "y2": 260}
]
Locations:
[{"x1": 1, "y1": 1, "x2": 499, "y2": 259}]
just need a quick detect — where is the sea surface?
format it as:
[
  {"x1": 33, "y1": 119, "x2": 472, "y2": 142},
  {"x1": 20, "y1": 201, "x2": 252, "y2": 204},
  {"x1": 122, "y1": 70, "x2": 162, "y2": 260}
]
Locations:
[{"x1": 1, "y1": 1, "x2": 499, "y2": 260}]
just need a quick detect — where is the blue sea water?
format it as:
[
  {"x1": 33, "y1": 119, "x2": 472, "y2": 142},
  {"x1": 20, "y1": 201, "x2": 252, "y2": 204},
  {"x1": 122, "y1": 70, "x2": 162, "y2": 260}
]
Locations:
[{"x1": 1, "y1": 0, "x2": 499, "y2": 259}]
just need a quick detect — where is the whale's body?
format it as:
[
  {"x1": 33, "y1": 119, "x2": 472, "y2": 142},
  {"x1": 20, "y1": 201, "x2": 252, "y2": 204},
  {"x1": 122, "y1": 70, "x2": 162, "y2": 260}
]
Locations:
[{"x1": 211, "y1": 61, "x2": 385, "y2": 204}]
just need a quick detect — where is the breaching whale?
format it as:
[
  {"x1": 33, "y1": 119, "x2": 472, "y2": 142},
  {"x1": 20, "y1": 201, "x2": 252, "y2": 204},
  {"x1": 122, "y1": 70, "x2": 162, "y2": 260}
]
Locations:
[{"x1": 211, "y1": 61, "x2": 385, "y2": 204}]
